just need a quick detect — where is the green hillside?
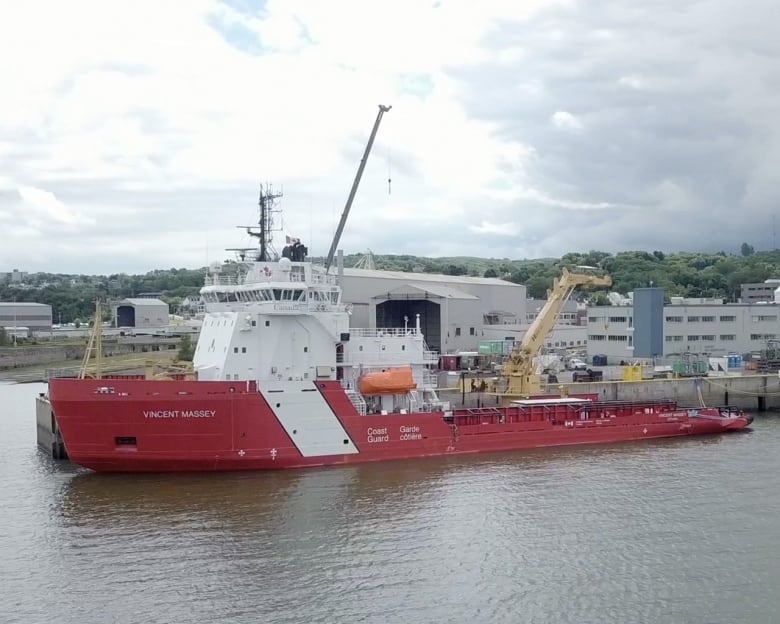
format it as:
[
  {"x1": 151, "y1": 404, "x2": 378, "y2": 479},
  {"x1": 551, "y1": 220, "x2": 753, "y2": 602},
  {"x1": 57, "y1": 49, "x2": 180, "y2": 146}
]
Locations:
[{"x1": 2, "y1": 246, "x2": 778, "y2": 328}]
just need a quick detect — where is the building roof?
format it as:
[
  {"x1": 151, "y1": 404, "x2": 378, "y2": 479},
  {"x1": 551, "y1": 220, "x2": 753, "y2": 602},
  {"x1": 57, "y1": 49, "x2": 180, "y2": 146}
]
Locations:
[
  {"x1": 0, "y1": 302, "x2": 51, "y2": 307},
  {"x1": 118, "y1": 298, "x2": 168, "y2": 306},
  {"x1": 341, "y1": 267, "x2": 519, "y2": 287},
  {"x1": 372, "y1": 283, "x2": 478, "y2": 300}
]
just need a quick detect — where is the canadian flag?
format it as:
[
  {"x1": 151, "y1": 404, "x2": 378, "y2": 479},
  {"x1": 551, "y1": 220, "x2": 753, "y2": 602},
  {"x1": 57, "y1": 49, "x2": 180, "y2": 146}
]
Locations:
[{"x1": 285, "y1": 235, "x2": 292, "y2": 244}]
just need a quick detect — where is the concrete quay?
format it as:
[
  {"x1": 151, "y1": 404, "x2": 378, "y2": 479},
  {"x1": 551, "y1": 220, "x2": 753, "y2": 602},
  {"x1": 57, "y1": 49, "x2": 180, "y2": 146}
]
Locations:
[{"x1": 552, "y1": 374, "x2": 780, "y2": 411}]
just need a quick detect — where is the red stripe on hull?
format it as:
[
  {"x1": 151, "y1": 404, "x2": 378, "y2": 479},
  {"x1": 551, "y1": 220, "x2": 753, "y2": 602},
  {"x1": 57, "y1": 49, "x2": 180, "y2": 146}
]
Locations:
[{"x1": 47, "y1": 378, "x2": 752, "y2": 473}]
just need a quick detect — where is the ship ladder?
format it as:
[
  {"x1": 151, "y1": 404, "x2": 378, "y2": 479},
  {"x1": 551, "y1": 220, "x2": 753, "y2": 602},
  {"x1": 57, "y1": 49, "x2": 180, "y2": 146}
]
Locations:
[
  {"x1": 345, "y1": 390, "x2": 367, "y2": 416},
  {"x1": 695, "y1": 377, "x2": 707, "y2": 408},
  {"x1": 409, "y1": 389, "x2": 420, "y2": 412},
  {"x1": 450, "y1": 423, "x2": 460, "y2": 446}
]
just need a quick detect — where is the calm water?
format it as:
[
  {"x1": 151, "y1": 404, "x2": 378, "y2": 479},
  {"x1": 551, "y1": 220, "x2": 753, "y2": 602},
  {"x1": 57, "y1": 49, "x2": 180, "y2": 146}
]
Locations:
[{"x1": 1, "y1": 381, "x2": 779, "y2": 624}]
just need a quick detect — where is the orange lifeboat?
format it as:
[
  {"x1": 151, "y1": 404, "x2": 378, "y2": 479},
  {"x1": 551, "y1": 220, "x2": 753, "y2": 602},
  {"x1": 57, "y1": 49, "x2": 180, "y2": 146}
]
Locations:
[{"x1": 358, "y1": 367, "x2": 417, "y2": 395}]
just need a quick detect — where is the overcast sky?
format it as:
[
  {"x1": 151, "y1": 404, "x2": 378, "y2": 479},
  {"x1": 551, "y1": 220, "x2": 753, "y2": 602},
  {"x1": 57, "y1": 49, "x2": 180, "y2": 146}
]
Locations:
[{"x1": 2, "y1": 0, "x2": 779, "y2": 274}]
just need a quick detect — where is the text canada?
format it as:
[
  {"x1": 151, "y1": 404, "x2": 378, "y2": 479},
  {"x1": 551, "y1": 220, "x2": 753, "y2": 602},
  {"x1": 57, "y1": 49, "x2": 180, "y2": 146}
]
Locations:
[{"x1": 143, "y1": 410, "x2": 216, "y2": 419}]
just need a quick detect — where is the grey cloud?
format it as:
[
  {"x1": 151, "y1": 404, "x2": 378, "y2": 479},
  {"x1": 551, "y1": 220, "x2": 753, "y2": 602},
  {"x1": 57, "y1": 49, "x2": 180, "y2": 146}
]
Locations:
[
  {"x1": 7, "y1": 0, "x2": 780, "y2": 274},
  {"x1": 450, "y1": 0, "x2": 780, "y2": 255}
]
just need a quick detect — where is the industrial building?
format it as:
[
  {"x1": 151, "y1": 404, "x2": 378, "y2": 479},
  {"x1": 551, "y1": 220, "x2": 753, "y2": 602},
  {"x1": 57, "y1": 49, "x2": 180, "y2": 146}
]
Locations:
[
  {"x1": 336, "y1": 268, "x2": 591, "y2": 356},
  {"x1": 525, "y1": 299, "x2": 581, "y2": 325},
  {"x1": 587, "y1": 298, "x2": 780, "y2": 362},
  {"x1": 0, "y1": 302, "x2": 53, "y2": 335},
  {"x1": 740, "y1": 280, "x2": 780, "y2": 304},
  {"x1": 339, "y1": 268, "x2": 527, "y2": 355},
  {"x1": 114, "y1": 298, "x2": 170, "y2": 329}
]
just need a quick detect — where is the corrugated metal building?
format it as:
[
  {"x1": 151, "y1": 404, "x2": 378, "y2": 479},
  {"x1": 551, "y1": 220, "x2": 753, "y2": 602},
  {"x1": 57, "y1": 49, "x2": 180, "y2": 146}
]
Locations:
[
  {"x1": 0, "y1": 302, "x2": 53, "y2": 335},
  {"x1": 338, "y1": 268, "x2": 526, "y2": 355},
  {"x1": 114, "y1": 298, "x2": 169, "y2": 328}
]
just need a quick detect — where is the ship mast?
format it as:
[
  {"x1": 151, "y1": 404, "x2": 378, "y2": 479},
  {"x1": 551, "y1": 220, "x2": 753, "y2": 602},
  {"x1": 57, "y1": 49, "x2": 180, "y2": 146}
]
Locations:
[
  {"x1": 79, "y1": 299, "x2": 103, "y2": 379},
  {"x1": 242, "y1": 184, "x2": 283, "y2": 262}
]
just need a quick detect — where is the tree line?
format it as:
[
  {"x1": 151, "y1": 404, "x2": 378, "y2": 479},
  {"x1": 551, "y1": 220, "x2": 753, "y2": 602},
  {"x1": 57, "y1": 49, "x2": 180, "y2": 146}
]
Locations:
[{"x1": 1, "y1": 246, "x2": 777, "y2": 324}]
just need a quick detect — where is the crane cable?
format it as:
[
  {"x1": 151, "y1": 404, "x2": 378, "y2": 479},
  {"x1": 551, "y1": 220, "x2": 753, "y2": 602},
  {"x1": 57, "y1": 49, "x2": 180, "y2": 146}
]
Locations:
[{"x1": 387, "y1": 144, "x2": 392, "y2": 195}]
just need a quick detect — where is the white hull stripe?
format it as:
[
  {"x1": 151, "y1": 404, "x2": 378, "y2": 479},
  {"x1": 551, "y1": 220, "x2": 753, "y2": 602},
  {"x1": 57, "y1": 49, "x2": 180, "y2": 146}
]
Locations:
[{"x1": 260, "y1": 381, "x2": 359, "y2": 457}]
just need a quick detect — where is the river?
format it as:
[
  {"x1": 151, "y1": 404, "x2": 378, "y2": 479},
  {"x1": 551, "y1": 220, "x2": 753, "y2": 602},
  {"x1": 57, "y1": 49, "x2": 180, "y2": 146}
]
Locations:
[{"x1": 1, "y1": 381, "x2": 778, "y2": 623}]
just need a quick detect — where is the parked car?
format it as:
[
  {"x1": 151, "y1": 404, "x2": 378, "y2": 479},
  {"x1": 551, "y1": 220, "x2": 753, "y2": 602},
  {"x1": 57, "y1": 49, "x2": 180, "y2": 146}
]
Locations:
[
  {"x1": 566, "y1": 358, "x2": 588, "y2": 371},
  {"x1": 573, "y1": 369, "x2": 604, "y2": 382}
]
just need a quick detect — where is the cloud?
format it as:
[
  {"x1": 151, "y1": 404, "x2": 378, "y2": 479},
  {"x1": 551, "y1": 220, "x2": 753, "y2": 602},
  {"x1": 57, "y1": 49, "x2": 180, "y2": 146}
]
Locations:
[
  {"x1": 469, "y1": 221, "x2": 520, "y2": 236},
  {"x1": 17, "y1": 186, "x2": 93, "y2": 226},
  {"x1": 1, "y1": 0, "x2": 779, "y2": 274},
  {"x1": 551, "y1": 111, "x2": 583, "y2": 132}
]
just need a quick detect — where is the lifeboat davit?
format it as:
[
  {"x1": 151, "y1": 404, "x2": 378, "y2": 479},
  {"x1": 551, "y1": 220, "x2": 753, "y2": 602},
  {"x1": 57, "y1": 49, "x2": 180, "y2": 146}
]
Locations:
[{"x1": 358, "y1": 367, "x2": 417, "y2": 395}]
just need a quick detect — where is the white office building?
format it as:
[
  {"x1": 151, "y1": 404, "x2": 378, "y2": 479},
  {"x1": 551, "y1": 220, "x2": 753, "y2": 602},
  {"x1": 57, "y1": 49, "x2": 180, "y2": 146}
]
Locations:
[{"x1": 587, "y1": 299, "x2": 780, "y2": 362}]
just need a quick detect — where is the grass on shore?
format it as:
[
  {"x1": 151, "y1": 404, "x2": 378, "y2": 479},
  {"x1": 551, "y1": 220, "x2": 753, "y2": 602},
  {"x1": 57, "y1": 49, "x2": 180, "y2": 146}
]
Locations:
[{"x1": 0, "y1": 351, "x2": 185, "y2": 383}]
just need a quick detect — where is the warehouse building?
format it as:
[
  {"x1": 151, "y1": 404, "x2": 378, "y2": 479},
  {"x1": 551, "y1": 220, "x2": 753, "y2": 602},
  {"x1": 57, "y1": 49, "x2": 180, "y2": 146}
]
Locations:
[
  {"x1": 114, "y1": 298, "x2": 169, "y2": 329},
  {"x1": 339, "y1": 268, "x2": 527, "y2": 355},
  {"x1": 0, "y1": 302, "x2": 53, "y2": 335}
]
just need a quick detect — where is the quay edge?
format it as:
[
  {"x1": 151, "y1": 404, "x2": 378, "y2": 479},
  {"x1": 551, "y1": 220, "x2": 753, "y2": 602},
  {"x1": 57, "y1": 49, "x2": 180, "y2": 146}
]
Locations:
[
  {"x1": 36, "y1": 392, "x2": 67, "y2": 460},
  {"x1": 548, "y1": 374, "x2": 780, "y2": 412}
]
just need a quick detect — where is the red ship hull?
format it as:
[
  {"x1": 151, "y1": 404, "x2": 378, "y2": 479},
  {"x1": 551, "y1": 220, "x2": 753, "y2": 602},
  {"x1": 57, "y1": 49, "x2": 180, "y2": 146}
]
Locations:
[{"x1": 47, "y1": 378, "x2": 753, "y2": 472}]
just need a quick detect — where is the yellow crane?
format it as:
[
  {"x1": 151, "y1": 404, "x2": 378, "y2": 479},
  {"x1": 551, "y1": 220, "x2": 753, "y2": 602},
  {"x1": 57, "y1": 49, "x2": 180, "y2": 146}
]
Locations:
[{"x1": 503, "y1": 267, "x2": 612, "y2": 397}]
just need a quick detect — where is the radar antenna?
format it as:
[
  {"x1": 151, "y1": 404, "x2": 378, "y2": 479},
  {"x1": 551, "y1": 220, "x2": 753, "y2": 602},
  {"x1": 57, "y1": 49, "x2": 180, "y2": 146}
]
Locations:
[{"x1": 238, "y1": 184, "x2": 283, "y2": 262}]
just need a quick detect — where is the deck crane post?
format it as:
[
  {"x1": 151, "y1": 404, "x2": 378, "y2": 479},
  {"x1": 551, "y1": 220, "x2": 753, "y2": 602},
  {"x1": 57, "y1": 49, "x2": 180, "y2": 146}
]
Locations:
[
  {"x1": 503, "y1": 267, "x2": 612, "y2": 397},
  {"x1": 325, "y1": 104, "x2": 392, "y2": 273}
]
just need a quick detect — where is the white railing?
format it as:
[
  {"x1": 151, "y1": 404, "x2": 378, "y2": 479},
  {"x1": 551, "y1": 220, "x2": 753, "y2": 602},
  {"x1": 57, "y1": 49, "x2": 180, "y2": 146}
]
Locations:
[
  {"x1": 338, "y1": 352, "x2": 426, "y2": 364},
  {"x1": 309, "y1": 273, "x2": 338, "y2": 285},
  {"x1": 423, "y1": 350, "x2": 439, "y2": 363},
  {"x1": 344, "y1": 389, "x2": 367, "y2": 416},
  {"x1": 421, "y1": 369, "x2": 438, "y2": 388},
  {"x1": 204, "y1": 275, "x2": 243, "y2": 286},
  {"x1": 349, "y1": 328, "x2": 421, "y2": 338}
]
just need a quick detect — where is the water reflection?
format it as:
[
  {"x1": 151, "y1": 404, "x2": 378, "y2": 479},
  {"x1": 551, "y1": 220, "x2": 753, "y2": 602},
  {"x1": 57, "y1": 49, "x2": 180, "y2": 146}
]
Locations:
[
  {"x1": 54, "y1": 431, "x2": 743, "y2": 534},
  {"x1": 4, "y1": 377, "x2": 775, "y2": 624}
]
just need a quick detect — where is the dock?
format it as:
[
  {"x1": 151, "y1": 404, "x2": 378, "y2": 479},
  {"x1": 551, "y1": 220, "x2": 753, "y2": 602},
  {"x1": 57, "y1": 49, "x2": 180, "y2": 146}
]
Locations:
[{"x1": 36, "y1": 391, "x2": 67, "y2": 460}]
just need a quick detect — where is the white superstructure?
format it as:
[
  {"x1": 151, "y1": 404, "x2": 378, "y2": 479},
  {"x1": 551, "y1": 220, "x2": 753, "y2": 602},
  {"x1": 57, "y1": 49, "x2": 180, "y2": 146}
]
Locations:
[{"x1": 192, "y1": 254, "x2": 444, "y2": 414}]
